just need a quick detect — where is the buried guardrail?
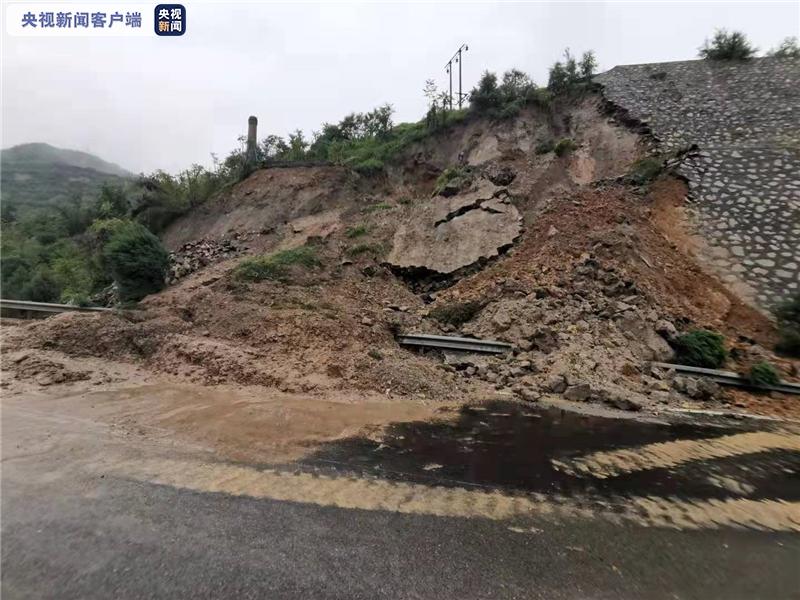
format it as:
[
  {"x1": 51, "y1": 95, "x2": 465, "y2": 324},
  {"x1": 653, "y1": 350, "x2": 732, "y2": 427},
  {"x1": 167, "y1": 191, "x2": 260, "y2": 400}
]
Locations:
[
  {"x1": 396, "y1": 333, "x2": 512, "y2": 355},
  {"x1": 0, "y1": 299, "x2": 112, "y2": 315},
  {"x1": 652, "y1": 361, "x2": 800, "y2": 396}
]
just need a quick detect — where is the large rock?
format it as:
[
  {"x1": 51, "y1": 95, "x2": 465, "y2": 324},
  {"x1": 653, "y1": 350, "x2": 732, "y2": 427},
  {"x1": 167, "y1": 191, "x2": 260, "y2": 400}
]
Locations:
[{"x1": 387, "y1": 179, "x2": 522, "y2": 275}]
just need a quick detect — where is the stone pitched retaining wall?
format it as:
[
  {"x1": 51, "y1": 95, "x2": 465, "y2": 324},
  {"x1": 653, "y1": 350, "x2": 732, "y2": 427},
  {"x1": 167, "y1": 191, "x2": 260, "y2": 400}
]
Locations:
[{"x1": 595, "y1": 57, "x2": 799, "y2": 311}]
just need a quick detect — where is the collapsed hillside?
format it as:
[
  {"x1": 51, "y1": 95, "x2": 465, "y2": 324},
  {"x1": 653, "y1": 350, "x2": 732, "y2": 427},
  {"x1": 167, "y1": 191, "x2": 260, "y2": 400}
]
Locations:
[{"x1": 3, "y1": 94, "x2": 798, "y2": 421}]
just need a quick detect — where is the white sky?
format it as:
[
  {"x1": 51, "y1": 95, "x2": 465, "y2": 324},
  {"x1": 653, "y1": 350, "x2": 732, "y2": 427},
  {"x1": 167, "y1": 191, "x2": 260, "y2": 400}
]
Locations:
[{"x1": 2, "y1": 0, "x2": 799, "y2": 174}]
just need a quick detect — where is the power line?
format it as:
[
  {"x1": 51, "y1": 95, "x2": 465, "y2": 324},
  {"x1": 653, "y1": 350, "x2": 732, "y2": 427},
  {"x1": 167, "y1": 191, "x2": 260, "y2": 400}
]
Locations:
[{"x1": 444, "y1": 43, "x2": 469, "y2": 110}]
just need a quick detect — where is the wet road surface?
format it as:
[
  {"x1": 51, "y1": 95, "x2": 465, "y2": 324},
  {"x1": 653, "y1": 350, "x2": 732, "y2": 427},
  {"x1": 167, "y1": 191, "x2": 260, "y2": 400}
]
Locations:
[{"x1": 2, "y1": 398, "x2": 799, "y2": 598}]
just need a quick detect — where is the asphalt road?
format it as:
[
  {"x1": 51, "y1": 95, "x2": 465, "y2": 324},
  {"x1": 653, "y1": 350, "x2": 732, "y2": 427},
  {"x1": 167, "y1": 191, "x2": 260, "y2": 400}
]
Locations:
[{"x1": 2, "y1": 402, "x2": 799, "y2": 599}]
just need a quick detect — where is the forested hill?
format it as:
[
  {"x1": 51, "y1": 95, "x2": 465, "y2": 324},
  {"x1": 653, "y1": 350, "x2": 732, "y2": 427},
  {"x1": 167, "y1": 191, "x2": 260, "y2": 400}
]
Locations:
[{"x1": 1, "y1": 143, "x2": 133, "y2": 211}]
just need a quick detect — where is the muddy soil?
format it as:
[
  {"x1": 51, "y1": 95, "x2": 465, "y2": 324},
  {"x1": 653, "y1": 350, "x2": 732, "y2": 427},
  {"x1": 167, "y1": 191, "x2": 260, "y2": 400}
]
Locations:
[{"x1": 3, "y1": 92, "x2": 798, "y2": 432}]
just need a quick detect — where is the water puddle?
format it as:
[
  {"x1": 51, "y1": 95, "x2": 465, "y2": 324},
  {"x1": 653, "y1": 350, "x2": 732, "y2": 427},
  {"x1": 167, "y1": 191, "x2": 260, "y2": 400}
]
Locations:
[{"x1": 302, "y1": 401, "x2": 800, "y2": 502}]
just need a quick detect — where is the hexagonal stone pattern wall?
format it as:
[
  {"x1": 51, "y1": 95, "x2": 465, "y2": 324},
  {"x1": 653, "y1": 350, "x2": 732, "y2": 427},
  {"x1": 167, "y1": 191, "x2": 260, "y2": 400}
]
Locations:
[{"x1": 596, "y1": 57, "x2": 799, "y2": 310}]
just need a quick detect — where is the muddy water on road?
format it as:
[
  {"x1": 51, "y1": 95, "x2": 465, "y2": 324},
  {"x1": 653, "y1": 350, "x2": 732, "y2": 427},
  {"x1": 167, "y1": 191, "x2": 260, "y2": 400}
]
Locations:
[{"x1": 302, "y1": 401, "x2": 800, "y2": 503}]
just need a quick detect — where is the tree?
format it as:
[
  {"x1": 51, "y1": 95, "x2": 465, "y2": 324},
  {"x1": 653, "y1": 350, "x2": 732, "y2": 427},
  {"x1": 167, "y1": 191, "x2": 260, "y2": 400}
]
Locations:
[
  {"x1": 103, "y1": 221, "x2": 169, "y2": 301},
  {"x1": 699, "y1": 29, "x2": 757, "y2": 60},
  {"x1": 500, "y1": 69, "x2": 535, "y2": 100},
  {"x1": 579, "y1": 50, "x2": 598, "y2": 78},
  {"x1": 23, "y1": 268, "x2": 61, "y2": 302},
  {"x1": 548, "y1": 61, "x2": 569, "y2": 94},
  {"x1": 96, "y1": 183, "x2": 130, "y2": 219},
  {"x1": 548, "y1": 49, "x2": 598, "y2": 93},
  {"x1": 286, "y1": 130, "x2": 308, "y2": 161},
  {"x1": 768, "y1": 37, "x2": 800, "y2": 58},
  {"x1": 470, "y1": 71, "x2": 502, "y2": 114},
  {"x1": 260, "y1": 134, "x2": 290, "y2": 160}
]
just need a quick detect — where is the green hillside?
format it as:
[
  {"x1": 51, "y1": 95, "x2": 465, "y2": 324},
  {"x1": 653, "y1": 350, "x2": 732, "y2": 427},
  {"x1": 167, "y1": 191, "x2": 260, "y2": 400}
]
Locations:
[{"x1": 1, "y1": 143, "x2": 133, "y2": 211}]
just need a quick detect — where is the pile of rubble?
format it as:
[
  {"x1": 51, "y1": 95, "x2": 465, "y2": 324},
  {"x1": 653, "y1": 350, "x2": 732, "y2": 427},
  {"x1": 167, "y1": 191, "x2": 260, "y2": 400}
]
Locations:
[
  {"x1": 167, "y1": 237, "x2": 244, "y2": 284},
  {"x1": 430, "y1": 254, "x2": 735, "y2": 412}
]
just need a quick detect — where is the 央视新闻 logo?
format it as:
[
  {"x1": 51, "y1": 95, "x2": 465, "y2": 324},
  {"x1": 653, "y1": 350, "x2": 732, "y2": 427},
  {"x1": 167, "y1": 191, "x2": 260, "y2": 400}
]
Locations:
[{"x1": 155, "y1": 4, "x2": 185, "y2": 36}]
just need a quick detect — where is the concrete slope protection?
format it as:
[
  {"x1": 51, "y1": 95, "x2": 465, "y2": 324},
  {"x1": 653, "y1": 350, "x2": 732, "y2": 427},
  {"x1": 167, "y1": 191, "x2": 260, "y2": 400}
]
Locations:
[{"x1": 596, "y1": 56, "x2": 800, "y2": 310}]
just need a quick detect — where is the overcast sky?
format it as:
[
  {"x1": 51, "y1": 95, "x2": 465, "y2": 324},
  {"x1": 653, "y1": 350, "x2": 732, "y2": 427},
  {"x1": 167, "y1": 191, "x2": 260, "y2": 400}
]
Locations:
[{"x1": 2, "y1": 1, "x2": 798, "y2": 174}]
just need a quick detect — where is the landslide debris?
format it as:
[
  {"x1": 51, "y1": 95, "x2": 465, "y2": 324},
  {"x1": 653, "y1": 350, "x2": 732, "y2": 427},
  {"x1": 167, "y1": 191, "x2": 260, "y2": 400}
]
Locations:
[{"x1": 5, "y1": 96, "x2": 798, "y2": 420}]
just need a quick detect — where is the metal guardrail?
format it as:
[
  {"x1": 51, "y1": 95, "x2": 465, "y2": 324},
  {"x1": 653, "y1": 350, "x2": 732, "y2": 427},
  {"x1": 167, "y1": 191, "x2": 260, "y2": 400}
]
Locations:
[
  {"x1": 652, "y1": 361, "x2": 800, "y2": 396},
  {"x1": 0, "y1": 299, "x2": 111, "y2": 315},
  {"x1": 397, "y1": 333, "x2": 512, "y2": 354}
]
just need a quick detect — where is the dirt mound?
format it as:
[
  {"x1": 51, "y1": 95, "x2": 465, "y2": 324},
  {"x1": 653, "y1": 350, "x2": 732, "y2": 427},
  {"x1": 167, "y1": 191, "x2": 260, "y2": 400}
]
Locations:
[
  {"x1": 10, "y1": 241, "x2": 479, "y2": 401},
  {"x1": 3, "y1": 351, "x2": 90, "y2": 387}
]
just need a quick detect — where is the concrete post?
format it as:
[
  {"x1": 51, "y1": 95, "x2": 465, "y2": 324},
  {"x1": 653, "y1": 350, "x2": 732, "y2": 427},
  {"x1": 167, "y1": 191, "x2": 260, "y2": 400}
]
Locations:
[{"x1": 246, "y1": 115, "x2": 258, "y2": 165}]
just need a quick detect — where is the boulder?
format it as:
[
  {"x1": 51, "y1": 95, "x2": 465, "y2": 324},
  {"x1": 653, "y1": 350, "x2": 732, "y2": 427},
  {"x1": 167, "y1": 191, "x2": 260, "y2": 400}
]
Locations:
[
  {"x1": 604, "y1": 391, "x2": 645, "y2": 411},
  {"x1": 563, "y1": 383, "x2": 593, "y2": 402},
  {"x1": 545, "y1": 374, "x2": 567, "y2": 393}
]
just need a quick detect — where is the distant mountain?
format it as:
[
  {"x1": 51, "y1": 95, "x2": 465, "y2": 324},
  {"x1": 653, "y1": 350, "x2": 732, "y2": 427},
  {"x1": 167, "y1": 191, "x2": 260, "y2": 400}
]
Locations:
[{"x1": 1, "y1": 143, "x2": 134, "y2": 210}]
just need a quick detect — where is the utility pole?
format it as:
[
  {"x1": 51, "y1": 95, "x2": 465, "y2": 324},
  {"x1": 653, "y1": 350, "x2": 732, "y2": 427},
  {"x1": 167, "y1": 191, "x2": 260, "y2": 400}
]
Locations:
[
  {"x1": 444, "y1": 43, "x2": 469, "y2": 111},
  {"x1": 446, "y1": 62, "x2": 453, "y2": 111}
]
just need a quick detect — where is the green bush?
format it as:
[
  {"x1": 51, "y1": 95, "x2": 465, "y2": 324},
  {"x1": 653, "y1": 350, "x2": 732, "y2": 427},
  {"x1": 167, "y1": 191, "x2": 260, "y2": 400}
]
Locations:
[
  {"x1": 768, "y1": 37, "x2": 800, "y2": 58},
  {"x1": 361, "y1": 202, "x2": 393, "y2": 214},
  {"x1": 699, "y1": 29, "x2": 757, "y2": 60},
  {"x1": 24, "y1": 270, "x2": 61, "y2": 302},
  {"x1": 673, "y1": 330, "x2": 728, "y2": 368},
  {"x1": 103, "y1": 221, "x2": 169, "y2": 301},
  {"x1": 469, "y1": 69, "x2": 551, "y2": 120},
  {"x1": 433, "y1": 166, "x2": 471, "y2": 196},
  {"x1": 535, "y1": 139, "x2": 555, "y2": 155},
  {"x1": 345, "y1": 225, "x2": 369, "y2": 239},
  {"x1": 775, "y1": 294, "x2": 800, "y2": 357},
  {"x1": 748, "y1": 362, "x2": 781, "y2": 387},
  {"x1": 554, "y1": 138, "x2": 576, "y2": 157},
  {"x1": 548, "y1": 49, "x2": 597, "y2": 95},
  {"x1": 627, "y1": 157, "x2": 663, "y2": 185},
  {"x1": 352, "y1": 158, "x2": 384, "y2": 176},
  {"x1": 429, "y1": 301, "x2": 483, "y2": 327},
  {"x1": 233, "y1": 246, "x2": 319, "y2": 282},
  {"x1": 346, "y1": 243, "x2": 383, "y2": 258}
]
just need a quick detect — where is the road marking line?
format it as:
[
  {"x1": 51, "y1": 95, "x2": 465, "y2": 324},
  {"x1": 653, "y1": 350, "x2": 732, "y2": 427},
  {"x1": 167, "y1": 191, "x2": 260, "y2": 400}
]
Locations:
[
  {"x1": 551, "y1": 431, "x2": 800, "y2": 479},
  {"x1": 110, "y1": 458, "x2": 800, "y2": 532}
]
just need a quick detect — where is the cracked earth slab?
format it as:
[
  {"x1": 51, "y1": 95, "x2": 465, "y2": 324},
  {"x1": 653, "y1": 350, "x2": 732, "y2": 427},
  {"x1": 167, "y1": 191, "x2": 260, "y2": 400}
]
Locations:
[{"x1": 387, "y1": 179, "x2": 523, "y2": 274}]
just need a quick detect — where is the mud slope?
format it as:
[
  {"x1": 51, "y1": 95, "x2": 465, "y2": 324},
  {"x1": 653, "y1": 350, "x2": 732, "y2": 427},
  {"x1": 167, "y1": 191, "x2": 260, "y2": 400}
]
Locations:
[{"x1": 4, "y1": 93, "x2": 798, "y2": 421}]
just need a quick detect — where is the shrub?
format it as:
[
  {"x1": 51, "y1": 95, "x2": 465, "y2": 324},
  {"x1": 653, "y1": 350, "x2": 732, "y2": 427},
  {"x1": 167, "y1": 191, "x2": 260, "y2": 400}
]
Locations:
[
  {"x1": 775, "y1": 293, "x2": 800, "y2": 357},
  {"x1": 698, "y1": 29, "x2": 757, "y2": 60},
  {"x1": 768, "y1": 37, "x2": 800, "y2": 58},
  {"x1": 361, "y1": 202, "x2": 393, "y2": 213},
  {"x1": 469, "y1": 68, "x2": 548, "y2": 119},
  {"x1": 673, "y1": 330, "x2": 728, "y2": 368},
  {"x1": 367, "y1": 349, "x2": 384, "y2": 361},
  {"x1": 429, "y1": 301, "x2": 483, "y2": 327},
  {"x1": 535, "y1": 139, "x2": 555, "y2": 155},
  {"x1": 748, "y1": 362, "x2": 781, "y2": 387},
  {"x1": 345, "y1": 225, "x2": 369, "y2": 239},
  {"x1": 352, "y1": 158, "x2": 384, "y2": 176},
  {"x1": 469, "y1": 71, "x2": 503, "y2": 116},
  {"x1": 548, "y1": 49, "x2": 597, "y2": 94},
  {"x1": 103, "y1": 221, "x2": 169, "y2": 301},
  {"x1": 554, "y1": 138, "x2": 576, "y2": 157},
  {"x1": 233, "y1": 246, "x2": 319, "y2": 282},
  {"x1": 24, "y1": 269, "x2": 61, "y2": 302},
  {"x1": 627, "y1": 157, "x2": 663, "y2": 185},
  {"x1": 434, "y1": 166, "x2": 471, "y2": 196},
  {"x1": 346, "y1": 243, "x2": 383, "y2": 258}
]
